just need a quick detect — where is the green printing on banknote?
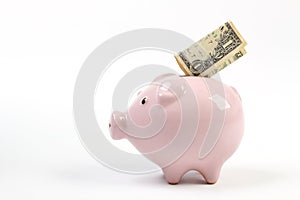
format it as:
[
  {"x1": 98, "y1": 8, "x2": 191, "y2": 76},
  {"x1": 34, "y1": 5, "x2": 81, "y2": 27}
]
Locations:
[{"x1": 175, "y1": 21, "x2": 247, "y2": 77}]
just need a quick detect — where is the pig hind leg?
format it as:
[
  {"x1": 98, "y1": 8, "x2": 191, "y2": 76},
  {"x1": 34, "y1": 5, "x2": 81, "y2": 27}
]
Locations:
[{"x1": 198, "y1": 164, "x2": 222, "y2": 184}]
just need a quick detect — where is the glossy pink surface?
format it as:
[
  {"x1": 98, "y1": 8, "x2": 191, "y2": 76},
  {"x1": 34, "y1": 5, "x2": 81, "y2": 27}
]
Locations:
[{"x1": 109, "y1": 75, "x2": 244, "y2": 184}]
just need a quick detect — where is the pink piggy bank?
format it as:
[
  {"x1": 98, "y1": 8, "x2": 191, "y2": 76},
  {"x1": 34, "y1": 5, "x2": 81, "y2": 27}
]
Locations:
[{"x1": 109, "y1": 74, "x2": 244, "y2": 184}]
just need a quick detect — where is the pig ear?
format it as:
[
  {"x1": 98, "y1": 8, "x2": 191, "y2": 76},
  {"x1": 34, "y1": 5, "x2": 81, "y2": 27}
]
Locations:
[
  {"x1": 158, "y1": 91, "x2": 175, "y2": 105},
  {"x1": 157, "y1": 86, "x2": 176, "y2": 105}
]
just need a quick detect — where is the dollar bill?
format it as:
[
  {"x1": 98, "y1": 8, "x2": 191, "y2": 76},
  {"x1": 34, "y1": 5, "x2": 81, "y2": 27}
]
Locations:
[{"x1": 175, "y1": 21, "x2": 247, "y2": 77}]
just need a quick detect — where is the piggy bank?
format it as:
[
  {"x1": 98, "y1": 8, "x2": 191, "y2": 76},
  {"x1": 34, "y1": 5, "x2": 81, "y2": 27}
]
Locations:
[{"x1": 109, "y1": 74, "x2": 244, "y2": 184}]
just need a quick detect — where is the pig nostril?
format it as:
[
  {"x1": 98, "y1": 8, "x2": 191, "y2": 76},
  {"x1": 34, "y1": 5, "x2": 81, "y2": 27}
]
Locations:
[{"x1": 109, "y1": 123, "x2": 111, "y2": 128}]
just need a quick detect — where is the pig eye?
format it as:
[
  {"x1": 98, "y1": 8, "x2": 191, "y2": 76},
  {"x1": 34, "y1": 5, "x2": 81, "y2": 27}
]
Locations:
[{"x1": 141, "y1": 97, "x2": 147, "y2": 105}]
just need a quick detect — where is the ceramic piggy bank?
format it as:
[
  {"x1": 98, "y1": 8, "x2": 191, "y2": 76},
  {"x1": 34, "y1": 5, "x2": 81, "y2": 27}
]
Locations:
[{"x1": 109, "y1": 74, "x2": 244, "y2": 184}]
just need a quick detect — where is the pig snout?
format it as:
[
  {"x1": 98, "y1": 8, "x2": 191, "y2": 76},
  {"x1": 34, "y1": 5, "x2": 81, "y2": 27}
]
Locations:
[{"x1": 109, "y1": 111, "x2": 127, "y2": 140}]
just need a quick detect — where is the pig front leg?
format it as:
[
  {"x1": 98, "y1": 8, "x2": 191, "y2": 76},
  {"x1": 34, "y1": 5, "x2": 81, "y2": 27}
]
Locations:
[{"x1": 162, "y1": 166, "x2": 187, "y2": 185}]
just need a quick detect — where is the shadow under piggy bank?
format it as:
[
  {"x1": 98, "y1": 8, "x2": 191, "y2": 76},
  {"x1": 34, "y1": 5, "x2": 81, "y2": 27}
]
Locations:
[
  {"x1": 57, "y1": 164, "x2": 283, "y2": 188},
  {"x1": 145, "y1": 166, "x2": 283, "y2": 187}
]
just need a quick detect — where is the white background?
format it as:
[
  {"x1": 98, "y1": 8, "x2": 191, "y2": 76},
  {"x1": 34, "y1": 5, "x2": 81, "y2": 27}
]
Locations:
[{"x1": 1, "y1": 0, "x2": 300, "y2": 199}]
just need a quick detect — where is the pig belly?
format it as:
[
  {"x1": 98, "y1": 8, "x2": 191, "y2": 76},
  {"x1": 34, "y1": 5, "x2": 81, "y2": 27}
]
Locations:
[{"x1": 162, "y1": 77, "x2": 244, "y2": 184}]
